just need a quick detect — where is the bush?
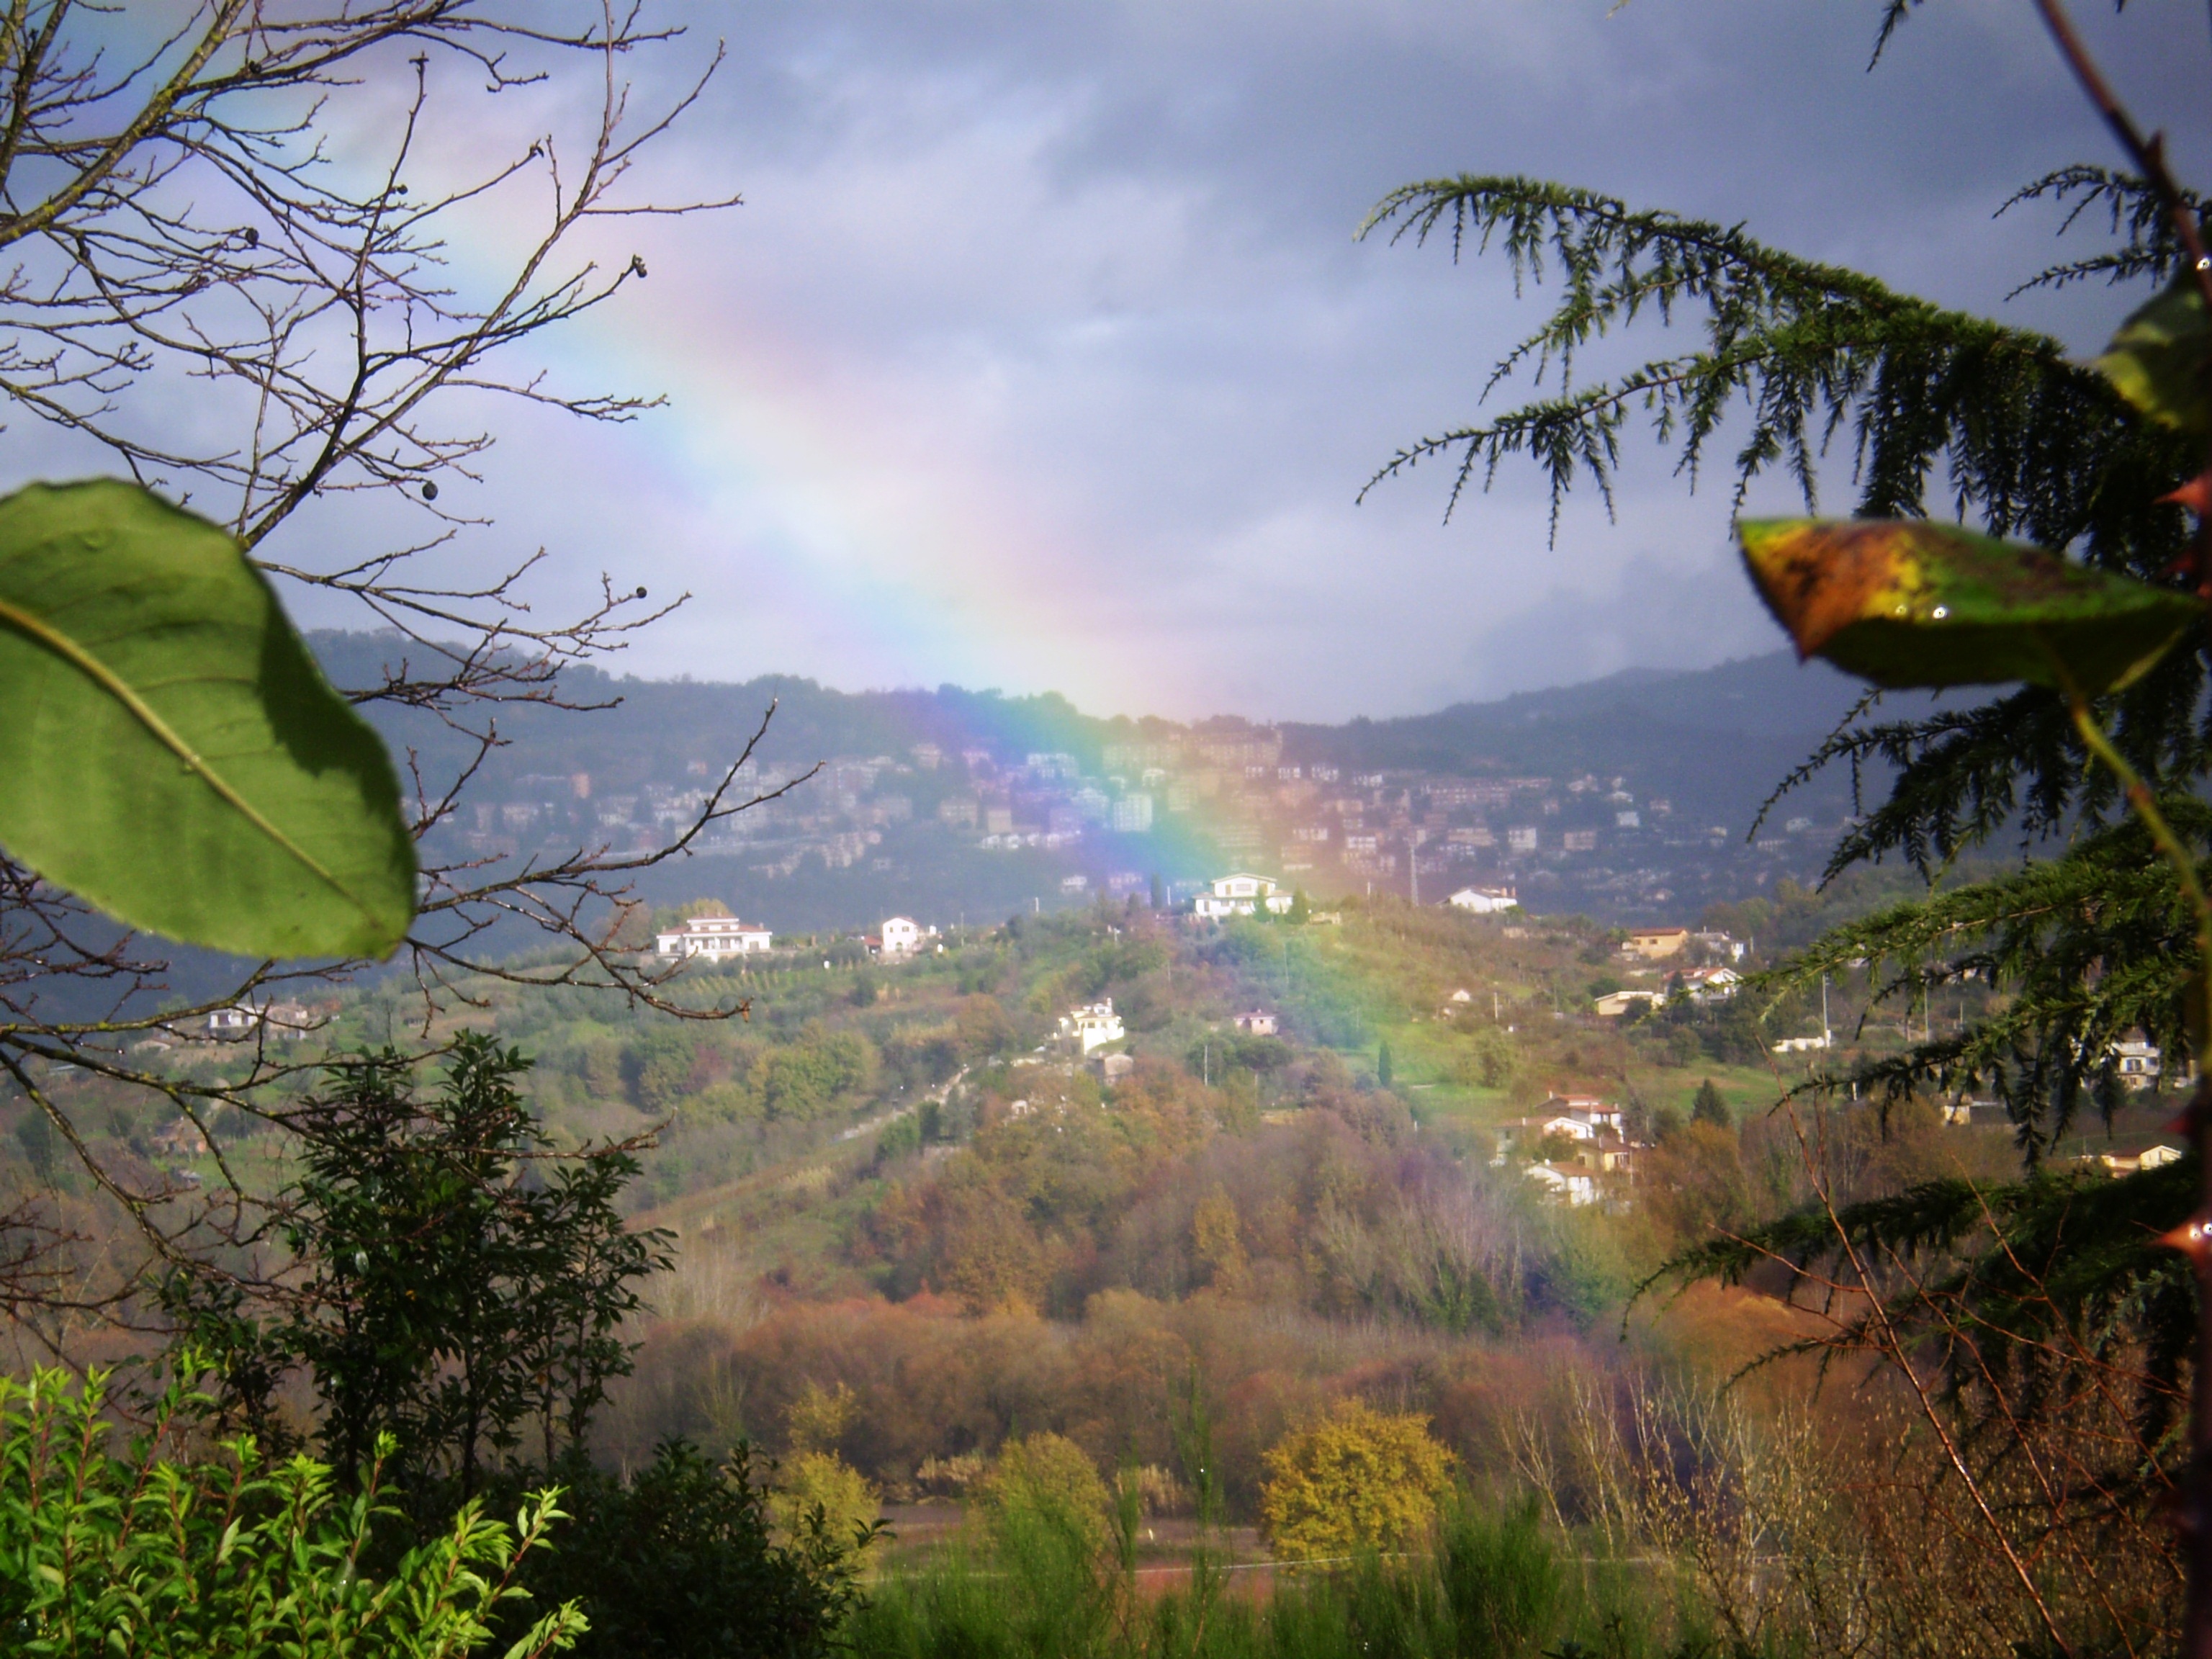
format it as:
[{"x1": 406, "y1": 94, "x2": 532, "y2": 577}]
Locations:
[
  {"x1": 982, "y1": 1432, "x2": 1112, "y2": 1556},
  {"x1": 502, "y1": 1439, "x2": 869, "y2": 1659},
  {"x1": 1259, "y1": 1399, "x2": 1454, "y2": 1562},
  {"x1": 0, "y1": 1367, "x2": 581, "y2": 1658},
  {"x1": 774, "y1": 1452, "x2": 881, "y2": 1556},
  {"x1": 1437, "y1": 1496, "x2": 1565, "y2": 1659},
  {"x1": 1458, "y1": 1025, "x2": 1520, "y2": 1089}
]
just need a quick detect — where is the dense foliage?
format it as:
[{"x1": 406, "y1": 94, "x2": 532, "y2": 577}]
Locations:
[
  {"x1": 489, "y1": 1441, "x2": 871, "y2": 1659},
  {"x1": 153, "y1": 1038, "x2": 869, "y2": 1659},
  {"x1": 0, "y1": 1368, "x2": 580, "y2": 1659},
  {"x1": 1258, "y1": 1399, "x2": 1455, "y2": 1562},
  {"x1": 1362, "y1": 16, "x2": 2212, "y2": 1647}
]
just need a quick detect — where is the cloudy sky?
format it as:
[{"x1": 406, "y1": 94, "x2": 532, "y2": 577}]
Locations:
[{"x1": 30, "y1": 2, "x2": 2212, "y2": 722}]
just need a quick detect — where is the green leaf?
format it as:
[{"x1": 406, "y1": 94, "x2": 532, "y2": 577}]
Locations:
[
  {"x1": 2095, "y1": 271, "x2": 2212, "y2": 436},
  {"x1": 0, "y1": 480, "x2": 415, "y2": 958},
  {"x1": 1737, "y1": 517, "x2": 2200, "y2": 695}
]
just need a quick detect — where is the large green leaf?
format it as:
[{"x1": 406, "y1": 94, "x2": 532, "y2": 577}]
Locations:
[
  {"x1": 1737, "y1": 518, "x2": 2200, "y2": 695},
  {"x1": 0, "y1": 480, "x2": 415, "y2": 958},
  {"x1": 2095, "y1": 272, "x2": 2212, "y2": 436}
]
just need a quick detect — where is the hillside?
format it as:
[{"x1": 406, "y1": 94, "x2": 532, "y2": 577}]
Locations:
[
  {"x1": 43, "y1": 886, "x2": 2072, "y2": 1513},
  {"x1": 319, "y1": 634, "x2": 1948, "y2": 936}
]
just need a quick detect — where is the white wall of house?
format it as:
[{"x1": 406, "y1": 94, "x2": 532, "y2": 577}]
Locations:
[{"x1": 655, "y1": 915, "x2": 773, "y2": 959}]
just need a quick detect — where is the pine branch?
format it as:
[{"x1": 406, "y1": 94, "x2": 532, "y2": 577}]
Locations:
[{"x1": 1357, "y1": 176, "x2": 2193, "y2": 551}]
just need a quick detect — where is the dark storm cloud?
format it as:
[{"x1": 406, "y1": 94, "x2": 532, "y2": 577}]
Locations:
[{"x1": 122, "y1": 1, "x2": 2207, "y2": 720}]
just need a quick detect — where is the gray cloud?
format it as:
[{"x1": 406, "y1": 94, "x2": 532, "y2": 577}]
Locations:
[{"x1": 13, "y1": 3, "x2": 2208, "y2": 722}]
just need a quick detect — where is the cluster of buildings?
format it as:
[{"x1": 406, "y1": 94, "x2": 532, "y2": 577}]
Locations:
[
  {"x1": 1493, "y1": 1096, "x2": 1639, "y2": 1207},
  {"x1": 649, "y1": 912, "x2": 944, "y2": 964},
  {"x1": 431, "y1": 702, "x2": 1853, "y2": 925},
  {"x1": 1588, "y1": 925, "x2": 1749, "y2": 1018}
]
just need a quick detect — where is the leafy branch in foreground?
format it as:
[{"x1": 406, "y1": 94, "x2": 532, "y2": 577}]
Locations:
[
  {"x1": 2001, "y1": 166, "x2": 2212, "y2": 298},
  {"x1": 1367, "y1": 9, "x2": 2212, "y2": 1647},
  {"x1": 0, "y1": 1364, "x2": 585, "y2": 1657}
]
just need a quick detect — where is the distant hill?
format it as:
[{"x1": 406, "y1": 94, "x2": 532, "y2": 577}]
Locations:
[
  {"x1": 320, "y1": 634, "x2": 1893, "y2": 828},
  {"x1": 1284, "y1": 652, "x2": 1917, "y2": 838},
  {"x1": 300, "y1": 633, "x2": 1953, "y2": 935}
]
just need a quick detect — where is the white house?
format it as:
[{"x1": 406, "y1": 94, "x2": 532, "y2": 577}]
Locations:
[
  {"x1": 1524, "y1": 1162, "x2": 1597, "y2": 1206},
  {"x1": 1192, "y1": 873, "x2": 1294, "y2": 920},
  {"x1": 1059, "y1": 999, "x2": 1126, "y2": 1054},
  {"x1": 1692, "y1": 930, "x2": 1748, "y2": 962},
  {"x1": 1675, "y1": 966, "x2": 1741, "y2": 1003},
  {"x1": 1544, "y1": 1095, "x2": 1626, "y2": 1136},
  {"x1": 2074, "y1": 1142, "x2": 2184, "y2": 1176},
  {"x1": 1493, "y1": 1101, "x2": 1622, "y2": 1161},
  {"x1": 204, "y1": 1004, "x2": 258, "y2": 1039},
  {"x1": 202, "y1": 1000, "x2": 311, "y2": 1042},
  {"x1": 1772, "y1": 1033, "x2": 1832, "y2": 1053},
  {"x1": 1234, "y1": 1010, "x2": 1278, "y2": 1035},
  {"x1": 654, "y1": 914, "x2": 774, "y2": 961},
  {"x1": 1447, "y1": 885, "x2": 1519, "y2": 914},
  {"x1": 2115, "y1": 1038, "x2": 2162, "y2": 1090},
  {"x1": 877, "y1": 916, "x2": 924, "y2": 959}
]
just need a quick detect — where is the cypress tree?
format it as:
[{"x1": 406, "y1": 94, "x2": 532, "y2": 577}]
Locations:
[{"x1": 1691, "y1": 1078, "x2": 1730, "y2": 1130}]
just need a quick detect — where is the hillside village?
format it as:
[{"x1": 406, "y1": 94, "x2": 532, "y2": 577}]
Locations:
[
  {"x1": 8, "y1": 817, "x2": 2186, "y2": 1650},
  {"x1": 433, "y1": 724, "x2": 1860, "y2": 930},
  {"x1": 152, "y1": 865, "x2": 2174, "y2": 1228},
  {"x1": 340, "y1": 642, "x2": 1880, "y2": 935}
]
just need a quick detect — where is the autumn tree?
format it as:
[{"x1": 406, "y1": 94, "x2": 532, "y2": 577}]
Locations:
[{"x1": 1259, "y1": 1398, "x2": 1454, "y2": 1561}]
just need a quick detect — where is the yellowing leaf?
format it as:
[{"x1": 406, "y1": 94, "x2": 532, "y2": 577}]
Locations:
[
  {"x1": 1737, "y1": 518, "x2": 2199, "y2": 695},
  {"x1": 2096, "y1": 273, "x2": 2212, "y2": 436}
]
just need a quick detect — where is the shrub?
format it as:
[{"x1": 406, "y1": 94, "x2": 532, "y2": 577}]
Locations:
[
  {"x1": 503, "y1": 1439, "x2": 869, "y2": 1659},
  {"x1": 1459, "y1": 1025, "x2": 1520, "y2": 1089},
  {"x1": 1259, "y1": 1399, "x2": 1454, "y2": 1561},
  {"x1": 1437, "y1": 1496, "x2": 1565, "y2": 1659},
  {"x1": 760, "y1": 1028, "x2": 876, "y2": 1120},
  {"x1": 0, "y1": 1367, "x2": 581, "y2": 1658},
  {"x1": 982, "y1": 1432, "x2": 1112, "y2": 1555},
  {"x1": 774, "y1": 1452, "x2": 881, "y2": 1556}
]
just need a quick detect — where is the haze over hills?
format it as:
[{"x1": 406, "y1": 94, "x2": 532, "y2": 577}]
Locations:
[{"x1": 318, "y1": 634, "x2": 1931, "y2": 936}]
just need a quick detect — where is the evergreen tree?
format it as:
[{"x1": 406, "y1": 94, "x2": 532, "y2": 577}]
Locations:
[
  {"x1": 1691, "y1": 1079, "x2": 1730, "y2": 1130},
  {"x1": 1368, "y1": 12, "x2": 2209, "y2": 1631},
  {"x1": 1377, "y1": 1040, "x2": 1394, "y2": 1089},
  {"x1": 1362, "y1": 165, "x2": 2200, "y2": 1143},
  {"x1": 171, "y1": 1037, "x2": 674, "y2": 1494}
]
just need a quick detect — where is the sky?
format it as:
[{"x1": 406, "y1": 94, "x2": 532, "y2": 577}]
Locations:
[{"x1": 21, "y1": 1, "x2": 2212, "y2": 723}]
